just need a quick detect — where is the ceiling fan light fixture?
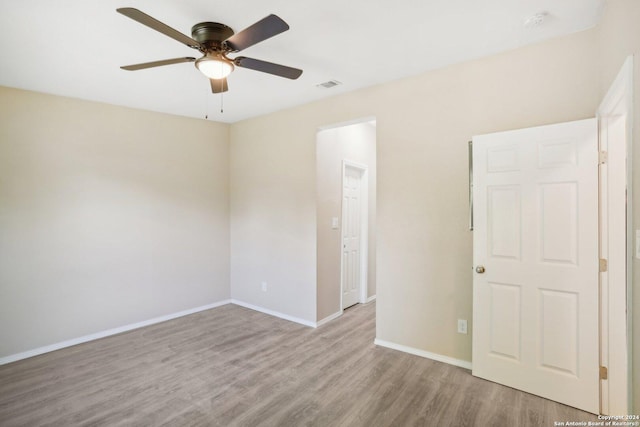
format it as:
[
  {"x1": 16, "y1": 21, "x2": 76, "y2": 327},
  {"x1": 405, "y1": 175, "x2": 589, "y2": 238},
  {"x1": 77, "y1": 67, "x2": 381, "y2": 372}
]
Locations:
[{"x1": 195, "y1": 54, "x2": 234, "y2": 79}]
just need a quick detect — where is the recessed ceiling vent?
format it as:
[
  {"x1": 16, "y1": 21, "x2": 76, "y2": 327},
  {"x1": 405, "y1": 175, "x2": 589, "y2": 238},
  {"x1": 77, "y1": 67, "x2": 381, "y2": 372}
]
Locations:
[{"x1": 316, "y1": 80, "x2": 342, "y2": 89}]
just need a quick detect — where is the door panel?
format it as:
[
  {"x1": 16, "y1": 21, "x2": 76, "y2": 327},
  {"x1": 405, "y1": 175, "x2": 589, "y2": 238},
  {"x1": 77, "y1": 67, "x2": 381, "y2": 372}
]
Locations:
[
  {"x1": 488, "y1": 186, "x2": 521, "y2": 259},
  {"x1": 540, "y1": 182, "x2": 578, "y2": 264},
  {"x1": 540, "y1": 289, "x2": 578, "y2": 375},
  {"x1": 342, "y1": 166, "x2": 362, "y2": 309},
  {"x1": 472, "y1": 118, "x2": 599, "y2": 414},
  {"x1": 489, "y1": 282, "x2": 521, "y2": 360}
]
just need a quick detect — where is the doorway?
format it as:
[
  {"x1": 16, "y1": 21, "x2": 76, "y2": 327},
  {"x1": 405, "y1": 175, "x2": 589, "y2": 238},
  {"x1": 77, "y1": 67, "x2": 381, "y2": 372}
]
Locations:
[
  {"x1": 316, "y1": 119, "x2": 377, "y2": 324},
  {"x1": 472, "y1": 58, "x2": 633, "y2": 415},
  {"x1": 596, "y1": 56, "x2": 633, "y2": 415}
]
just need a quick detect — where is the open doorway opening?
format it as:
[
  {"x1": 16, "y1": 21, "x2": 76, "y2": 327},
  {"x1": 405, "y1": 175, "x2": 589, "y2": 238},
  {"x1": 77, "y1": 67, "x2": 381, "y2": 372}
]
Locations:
[{"x1": 316, "y1": 118, "x2": 377, "y2": 325}]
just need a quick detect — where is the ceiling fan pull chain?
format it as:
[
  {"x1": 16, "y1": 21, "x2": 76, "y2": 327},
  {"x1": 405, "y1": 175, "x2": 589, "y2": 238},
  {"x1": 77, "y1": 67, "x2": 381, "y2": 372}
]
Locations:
[
  {"x1": 221, "y1": 91, "x2": 224, "y2": 113},
  {"x1": 205, "y1": 90, "x2": 209, "y2": 119}
]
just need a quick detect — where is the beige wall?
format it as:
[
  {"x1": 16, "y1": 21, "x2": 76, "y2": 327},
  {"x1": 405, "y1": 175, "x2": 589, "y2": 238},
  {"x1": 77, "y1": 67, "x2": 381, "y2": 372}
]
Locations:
[
  {"x1": 229, "y1": 112, "x2": 317, "y2": 321},
  {"x1": 597, "y1": 0, "x2": 640, "y2": 413},
  {"x1": 316, "y1": 121, "x2": 377, "y2": 321},
  {"x1": 230, "y1": 29, "x2": 599, "y2": 359},
  {"x1": 0, "y1": 87, "x2": 230, "y2": 358}
]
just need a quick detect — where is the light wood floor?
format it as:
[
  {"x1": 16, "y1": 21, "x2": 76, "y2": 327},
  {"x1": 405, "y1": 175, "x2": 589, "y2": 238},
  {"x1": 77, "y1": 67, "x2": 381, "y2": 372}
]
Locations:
[{"x1": 0, "y1": 302, "x2": 597, "y2": 426}]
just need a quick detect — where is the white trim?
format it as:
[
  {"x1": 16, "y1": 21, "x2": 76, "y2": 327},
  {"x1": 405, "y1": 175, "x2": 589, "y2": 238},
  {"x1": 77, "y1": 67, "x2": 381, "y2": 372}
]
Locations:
[
  {"x1": 0, "y1": 300, "x2": 232, "y2": 365},
  {"x1": 317, "y1": 116, "x2": 377, "y2": 131},
  {"x1": 596, "y1": 55, "x2": 633, "y2": 414},
  {"x1": 317, "y1": 297, "x2": 375, "y2": 328},
  {"x1": 374, "y1": 338, "x2": 472, "y2": 370},
  {"x1": 340, "y1": 160, "x2": 370, "y2": 309},
  {"x1": 316, "y1": 310, "x2": 343, "y2": 327},
  {"x1": 230, "y1": 299, "x2": 316, "y2": 328}
]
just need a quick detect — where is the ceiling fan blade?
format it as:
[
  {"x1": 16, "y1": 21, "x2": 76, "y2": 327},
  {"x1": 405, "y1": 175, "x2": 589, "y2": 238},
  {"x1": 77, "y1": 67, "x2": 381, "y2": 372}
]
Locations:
[
  {"x1": 224, "y1": 14, "x2": 289, "y2": 52},
  {"x1": 117, "y1": 8, "x2": 201, "y2": 49},
  {"x1": 210, "y1": 78, "x2": 229, "y2": 93},
  {"x1": 121, "y1": 57, "x2": 196, "y2": 71},
  {"x1": 235, "y1": 57, "x2": 303, "y2": 80}
]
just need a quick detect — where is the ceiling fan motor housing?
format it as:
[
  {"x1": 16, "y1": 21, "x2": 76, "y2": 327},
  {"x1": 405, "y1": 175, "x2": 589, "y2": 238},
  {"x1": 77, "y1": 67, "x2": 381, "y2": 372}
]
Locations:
[{"x1": 191, "y1": 22, "x2": 234, "y2": 50}]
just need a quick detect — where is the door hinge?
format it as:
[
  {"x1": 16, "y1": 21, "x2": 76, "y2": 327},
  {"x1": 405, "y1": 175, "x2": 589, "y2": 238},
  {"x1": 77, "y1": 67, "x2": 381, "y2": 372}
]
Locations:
[
  {"x1": 599, "y1": 151, "x2": 608, "y2": 164},
  {"x1": 599, "y1": 258, "x2": 608, "y2": 272},
  {"x1": 600, "y1": 366, "x2": 608, "y2": 380}
]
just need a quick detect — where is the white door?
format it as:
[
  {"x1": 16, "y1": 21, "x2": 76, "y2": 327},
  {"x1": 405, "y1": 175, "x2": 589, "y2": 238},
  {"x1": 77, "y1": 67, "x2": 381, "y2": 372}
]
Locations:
[
  {"x1": 472, "y1": 119, "x2": 599, "y2": 414},
  {"x1": 342, "y1": 165, "x2": 363, "y2": 309}
]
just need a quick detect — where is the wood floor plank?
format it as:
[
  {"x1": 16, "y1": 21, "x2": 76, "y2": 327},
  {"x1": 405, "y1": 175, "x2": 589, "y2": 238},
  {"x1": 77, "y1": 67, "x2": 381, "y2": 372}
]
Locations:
[{"x1": 0, "y1": 302, "x2": 599, "y2": 426}]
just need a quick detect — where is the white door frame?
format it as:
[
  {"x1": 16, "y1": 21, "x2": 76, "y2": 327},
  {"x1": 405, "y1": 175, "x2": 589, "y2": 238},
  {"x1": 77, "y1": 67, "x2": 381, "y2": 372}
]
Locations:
[
  {"x1": 340, "y1": 160, "x2": 369, "y2": 309},
  {"x1": 597, "y1": 55, "x2": 633, "y2": 414}
]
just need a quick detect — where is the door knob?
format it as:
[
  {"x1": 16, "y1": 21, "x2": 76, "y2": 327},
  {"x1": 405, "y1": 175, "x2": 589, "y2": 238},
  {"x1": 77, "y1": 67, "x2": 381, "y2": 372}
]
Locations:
[{"x1": 475, "y1": 265, "x2": 485, "y2": 274}]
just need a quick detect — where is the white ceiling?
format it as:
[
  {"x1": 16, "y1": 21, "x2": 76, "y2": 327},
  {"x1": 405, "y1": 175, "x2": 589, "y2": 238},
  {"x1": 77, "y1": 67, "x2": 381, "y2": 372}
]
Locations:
[{"x1": 0, "y1": 0, "x2": 604, "y2": 123}]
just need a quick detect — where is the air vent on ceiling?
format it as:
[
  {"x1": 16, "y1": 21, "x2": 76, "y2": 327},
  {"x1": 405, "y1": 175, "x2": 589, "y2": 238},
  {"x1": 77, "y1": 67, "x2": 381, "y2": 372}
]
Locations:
[{"x1": 316, "y1": 80, "x2": 342, "y2": 89}]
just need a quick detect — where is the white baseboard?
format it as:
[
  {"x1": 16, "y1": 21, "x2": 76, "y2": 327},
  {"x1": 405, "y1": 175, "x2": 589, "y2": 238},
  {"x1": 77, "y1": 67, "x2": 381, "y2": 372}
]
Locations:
[
  {"x1": 230, "y1": 299, "x2": 316, "y2": 328},
  {"x1": 316, "y1": 310, "x2": 343, "y2": 327},
  {"x1": 374, "y1": 338, "x2": 472, "y2": 370},
  {"x1": 0, "y1": 299, "x2": 232, "y2": 366},
  {"x1": 366, "y1": 294, "x2": 377, "y2": 303}
]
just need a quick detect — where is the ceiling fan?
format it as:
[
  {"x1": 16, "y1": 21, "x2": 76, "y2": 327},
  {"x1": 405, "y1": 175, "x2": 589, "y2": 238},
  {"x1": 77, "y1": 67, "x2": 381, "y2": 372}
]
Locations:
[{"x1": 116, "y1": 8, "x2": 303, "y2": 94}]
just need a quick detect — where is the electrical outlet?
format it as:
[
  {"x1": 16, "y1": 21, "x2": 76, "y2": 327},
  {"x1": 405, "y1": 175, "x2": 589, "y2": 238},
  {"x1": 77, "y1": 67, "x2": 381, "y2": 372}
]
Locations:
[
  {"x1": 457, "y1": 319, "x2": 468, "y2": 334},
  {"x1": 261, "y1": 282, "x2": 267, "y2": 292}
]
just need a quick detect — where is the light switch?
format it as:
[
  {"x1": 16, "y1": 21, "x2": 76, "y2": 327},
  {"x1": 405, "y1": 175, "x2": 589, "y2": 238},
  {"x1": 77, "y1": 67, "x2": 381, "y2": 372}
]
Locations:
[{"x1": 331, "y1": 217, "x2": 339, "y2": 229}]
